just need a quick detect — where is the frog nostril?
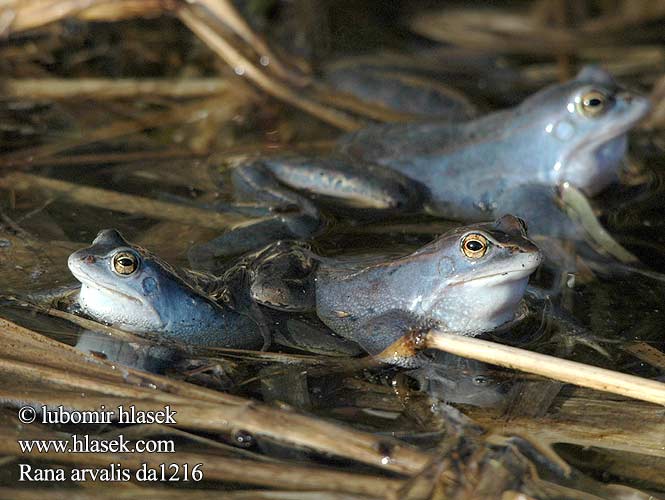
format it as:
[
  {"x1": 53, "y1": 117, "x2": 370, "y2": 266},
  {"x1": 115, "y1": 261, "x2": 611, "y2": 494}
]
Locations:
[
  {"x1": 507, "y1": 244, "x2": 527, "y2": 254},
  {"x1": 82, "y1": 255, "x2": 96, "y2": 264},
  {"x1": 618, "y1": 92, "x2": 633, "y2": 103}
]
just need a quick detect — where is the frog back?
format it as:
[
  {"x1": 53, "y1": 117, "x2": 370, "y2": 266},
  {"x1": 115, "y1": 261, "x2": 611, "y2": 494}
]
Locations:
[
  {"x1": 337, "y1": 111, "x2": 557, "y2": 219},
  {"x1": 337, "y1": 111, "x2": 513, "y2": 164},
  {"x1": 313, "y1": 249, "x2": 444, "y2": 343}
]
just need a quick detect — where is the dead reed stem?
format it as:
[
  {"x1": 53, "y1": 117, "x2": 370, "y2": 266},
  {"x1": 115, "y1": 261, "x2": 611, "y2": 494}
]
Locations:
[
  {"x1": 418, "y1": 330, "x2": 665, "y2": 406},
  {"x1": 0, "y1": 317, "x2": 432, "y2": 474},
  {"x1": 0, "y1": 426, "x2": 402, "y2": 496},
  {"x1": 2, "y1": 78, "x2": 233, "y2": 99},
  {"x1": 0, "y1": 489, "x2": 374, "y2": 500},
  {"x1": 0, "y1": 172, "x2": 255, "y2": 230},
  {"x1": 0, "y1": 0, "x2": 164, "y2": 35},
  {"x1": 177, "y1": 7, "x2": 365, "y2": 132},
  {"x1": 0, "y1": 96, "x2": 251, "y2": 164}
]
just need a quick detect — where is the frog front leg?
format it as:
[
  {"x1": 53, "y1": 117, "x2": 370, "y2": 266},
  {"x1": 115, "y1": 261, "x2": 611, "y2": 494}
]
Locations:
[
  {"x1": 346, "y1": 310, "x2": 435, "y2": 368},
  {"x1": 492, "y1": 183, "x2": 638, "y2": 274}
]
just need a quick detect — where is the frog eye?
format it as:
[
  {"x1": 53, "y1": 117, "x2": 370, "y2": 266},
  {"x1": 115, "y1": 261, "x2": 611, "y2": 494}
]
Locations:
[
  {"x1": 473, "y1": 376, "x2": 490, "y2": 386},
  {"x1": 461, "y1": 233, "x2": 489, "y2": 259},
  {"x1": 576, "y1": 90, "x2": 609, "y2": 118},
  {"x1": 112, "y1": 251, "x2": 139, "y2": 275}
]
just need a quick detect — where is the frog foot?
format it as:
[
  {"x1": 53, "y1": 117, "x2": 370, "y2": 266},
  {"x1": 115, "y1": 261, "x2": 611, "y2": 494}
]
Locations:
[
  {"x1": 524, "y1": 294, "x2": 618, "y2": 359},
  {"x1": 559, "y1": 183, "x2": 640, "y2": 265},
  {"x1": 369, "y1": 314, "x2": 438, "y2": 368},
  {"x1": 548, "y1": 329, "x2": 621, "y2": 359}
]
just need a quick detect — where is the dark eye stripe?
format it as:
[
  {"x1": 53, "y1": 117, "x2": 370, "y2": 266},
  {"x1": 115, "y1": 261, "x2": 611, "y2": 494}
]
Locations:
[{"x1": 516, "y1": 217, "x2": 528, "y2": 234}]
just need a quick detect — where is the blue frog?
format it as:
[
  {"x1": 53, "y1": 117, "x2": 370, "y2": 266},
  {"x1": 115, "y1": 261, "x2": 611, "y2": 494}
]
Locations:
[
  {"x1": 247, "y1": 215, "x2": 542, "y2": 365},
  {"x1": 190, "y1": 67, "x2": 649, "y2": 270}
]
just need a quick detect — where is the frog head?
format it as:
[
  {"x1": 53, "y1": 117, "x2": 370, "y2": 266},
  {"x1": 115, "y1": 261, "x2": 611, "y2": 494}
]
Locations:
[
  {"x1": 68, "y1": 229, "x2": 221, "y2": 338},
  {"x1": 423, "y1": 215, "x2": 542, "y2": 335},
  {"x1": 514, "y1": 66, "x2": 651, "y2": 195}
]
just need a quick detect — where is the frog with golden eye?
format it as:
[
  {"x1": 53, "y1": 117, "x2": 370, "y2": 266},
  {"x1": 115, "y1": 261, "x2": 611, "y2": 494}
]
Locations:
[
  {"x1": 67, "y1": 229, "x2": 265, "y2": 348},
  {"x1": 247, "y1": 215, "x2": 542, "y2": 364},
  {"x1": 67, "y1": 216, "x2": 541, "y2": 364},
  {"x1": 190, "y1": 66, "x2": 650, "y2": 269}
]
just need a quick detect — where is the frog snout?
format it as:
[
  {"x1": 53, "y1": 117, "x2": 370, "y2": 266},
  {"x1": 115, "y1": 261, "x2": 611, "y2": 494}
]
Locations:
[
  {"x1": 73, "y1": 253, "x2": 96, "y2": 265},
  {"x1": 505, "y1": 242, "x2": 540, "y2": 255},
  {"x1": 620, "y1": 92, "x2": 652, "y2": 115},
  {"x1": 524, "y1": 249, "x2": 544, "y2": 269},
  {"x1": 506, "y1": 244, "x2": 543, "y2": 269},
  {"x1": 67, "y1": 251, "x2": 95, "y2": 271}
]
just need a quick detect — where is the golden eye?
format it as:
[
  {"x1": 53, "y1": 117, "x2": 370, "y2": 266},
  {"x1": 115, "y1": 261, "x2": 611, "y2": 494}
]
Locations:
[
  {"x1": 576, "y1": 90, "x2": 608, "y2": 117},
  {"x1": 461, "y1": 233, "x2": 488, "y2": 259},
  {"x1": 112, "y1": 251, "x2": 138, "y2": 275}
]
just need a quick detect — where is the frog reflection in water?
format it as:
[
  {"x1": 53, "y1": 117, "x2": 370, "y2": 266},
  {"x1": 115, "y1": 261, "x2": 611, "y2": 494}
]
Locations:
[
  {"x1": 408, "y1": 354, "x2": 514, "y2": 408},
  {"x1": 190, "y1": 66, "x2": 650, "y2": 268},
  {"x1": 249, "y1": 215, "x2": 542, "y2": 364},
  {"x1": 67, "y1": 216, "x2": 540, "y2": 369}
]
